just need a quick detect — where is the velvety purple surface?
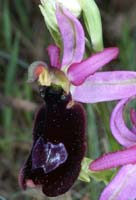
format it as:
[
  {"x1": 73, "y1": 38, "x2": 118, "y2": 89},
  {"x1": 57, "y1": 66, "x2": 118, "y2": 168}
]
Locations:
[{"x1": 19, "y1": 87, "x2": 86, "y2": 197}]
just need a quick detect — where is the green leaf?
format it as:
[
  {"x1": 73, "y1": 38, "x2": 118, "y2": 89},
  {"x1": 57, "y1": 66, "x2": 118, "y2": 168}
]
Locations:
[
  {"x1": 79, "y1": 157, "x2": 92, "y2": 182},
  {"x1": 39, "y1": 0, "x2": 62, "y2": 47},
  {"x1": 3, "y1": 0, "x2": 12, "y2": 50},
  {"x1": 4, "y1": 33, "x2": 20, "y2": 95},
  {"x1": 79, "y1": 0, "x2": 103, "y2": 52},
  {"x1": 86, "y1": 105, "x2": 100, "y2": 158},
  {"x1": 13, "y1": 0, "x2": 31, "y2": 38},
  {"x1": 79, "y1": 157, "x2": 115, "y2": 184},
  {"x1": 3, "y1": 107, "x2": 12, "y2": 132},
  {"x1": 3, "y1": 34, "x2": 20, "y2": 133}
]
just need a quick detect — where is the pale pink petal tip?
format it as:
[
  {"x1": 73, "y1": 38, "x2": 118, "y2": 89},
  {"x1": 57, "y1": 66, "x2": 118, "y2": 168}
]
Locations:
[
  {"x1": 100, "y1": 165, "x2": 136, "y2": 200},
  {"x1": 47, "y1": 44, "x2": 61, "y2": 68},
  {"x1": 26, "y1": 180, "x2": 36, "y2": 188},
  {"x1": 68, "y1": 47, "x2": 119, "y2": 86}
]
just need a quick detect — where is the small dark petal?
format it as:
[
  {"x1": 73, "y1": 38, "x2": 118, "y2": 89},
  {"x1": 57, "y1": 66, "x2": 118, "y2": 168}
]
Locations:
[{"x1": 19, "y1": 90, "x2": 86, "y2": 197}]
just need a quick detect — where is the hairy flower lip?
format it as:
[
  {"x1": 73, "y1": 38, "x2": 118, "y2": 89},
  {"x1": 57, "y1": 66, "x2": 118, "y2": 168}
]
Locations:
[{"x1": 19, "y1": 93, "x2": 86, "y2": 197}]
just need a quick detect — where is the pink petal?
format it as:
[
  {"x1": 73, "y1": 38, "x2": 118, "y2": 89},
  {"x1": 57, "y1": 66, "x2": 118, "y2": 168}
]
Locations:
[
  {"x1": 71, "y1": 71, "x2": 136, "y2": 103},
  {"x1": 100, "y1": 164, "x2": 136, "y2": 200},
  {"x1": 110, "y1": 97, "x2": 136, "y2": 147},
  {"x1": 47, "y1": 45, "x2": 61, "y2": 68},
  {"x1": 90, "y1": 145, "x2": 136, "y2": 171},
  {"x1": 26, "y1": 180, "x2": 36, "y2": 188},
  {"x1": 56, "y1": 5, "x2": 85, "y2": 68},
  {"x1": 132, "y1": 126, "x2": 136, "y2": 134},
  {"x1": 130, "y1": 108, "x2": 136, "y2": 133},
  {"x1": 130, "y1": 108, "x2": 136, "y2": 127},
  {"x1": 68, "y1": 47, "x2": 119, "y2": 85}
]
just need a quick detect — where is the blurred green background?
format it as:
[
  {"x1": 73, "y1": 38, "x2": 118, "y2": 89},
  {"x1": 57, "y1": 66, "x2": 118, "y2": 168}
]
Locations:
[{"x1": 0, "y1": 0, "x2": 136, "y2": 199}]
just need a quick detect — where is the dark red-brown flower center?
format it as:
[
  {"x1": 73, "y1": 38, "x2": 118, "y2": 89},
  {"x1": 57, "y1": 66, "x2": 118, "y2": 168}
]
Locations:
[{"x1": 19, "y1": 86, "x2": 86, "y2": 197}]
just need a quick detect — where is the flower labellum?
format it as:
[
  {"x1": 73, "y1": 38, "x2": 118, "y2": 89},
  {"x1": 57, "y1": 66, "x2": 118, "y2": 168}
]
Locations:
[{"x1": 19, "y1": 63, "x2": 86, "y2": 197}]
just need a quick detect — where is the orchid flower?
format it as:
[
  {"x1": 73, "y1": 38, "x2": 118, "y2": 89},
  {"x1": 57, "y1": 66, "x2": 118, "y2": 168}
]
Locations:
[
  {"x1": 19, "y1": 5, "x2": 136, "y2": 198},
  {"x1": 27, "y1": 6, "x2": 136, "y2": 103},
  {"x1": 39, "y1": 4, "x2": 136, "y2": 102},
  {"x1": 90, "y1": 96, "x2": 136, "y2": 200}
]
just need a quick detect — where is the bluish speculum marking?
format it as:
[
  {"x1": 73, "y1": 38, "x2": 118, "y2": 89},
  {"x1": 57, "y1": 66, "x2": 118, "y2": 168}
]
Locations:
[{"x1": 32, "y1": 137, "x2": 68, "y2": 173}]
